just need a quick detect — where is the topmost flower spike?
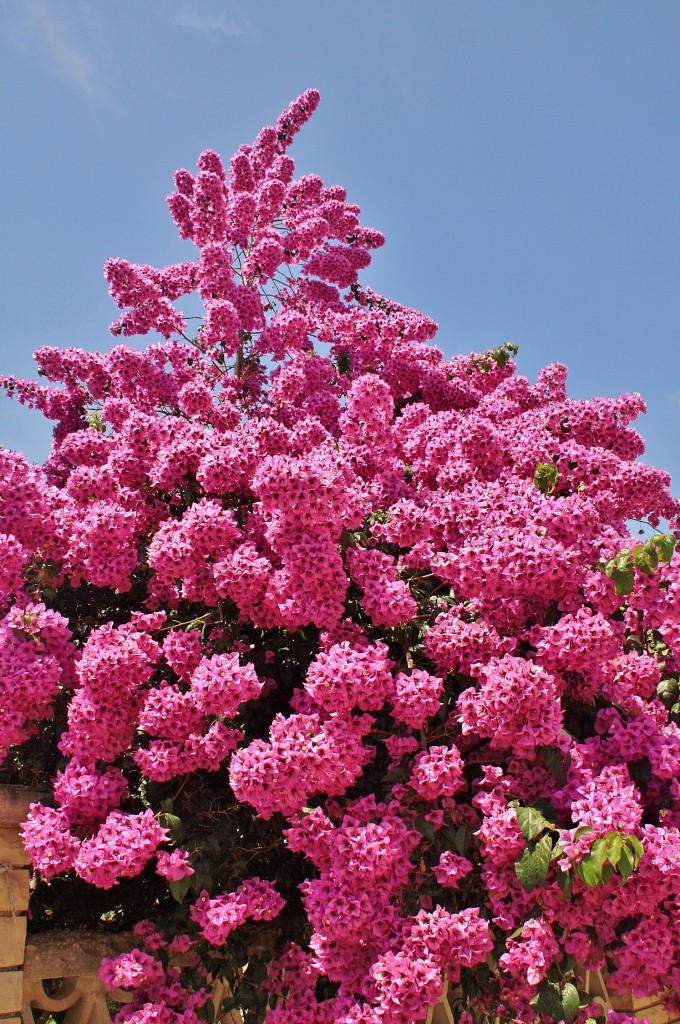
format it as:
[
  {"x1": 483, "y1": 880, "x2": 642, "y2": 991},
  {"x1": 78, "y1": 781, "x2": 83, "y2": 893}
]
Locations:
[
  {"x1": 1, "y1": 92, "x2": 680, "y2": 1024},
  {"x1": 104, "y1": 87, "x2": 386, "y2": 364}
]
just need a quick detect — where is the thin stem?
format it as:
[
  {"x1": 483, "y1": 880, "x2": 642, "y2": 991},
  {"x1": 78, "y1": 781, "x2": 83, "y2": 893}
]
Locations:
[{"x1": 171, "y1": 775, "x2": 190, "y2": 803}]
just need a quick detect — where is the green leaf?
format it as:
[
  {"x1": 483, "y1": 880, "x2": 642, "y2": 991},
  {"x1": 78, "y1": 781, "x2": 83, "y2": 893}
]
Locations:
[
  {"x1": 561, "y1": 983, "x2": 581, "y2": 1024},
  {"x1": 646, "y1": 630, "x2": 670, "y2": 657},
  {"x1": 219, "y1": 997, "x2": 240, "y2": 1013},
  {"x1": 515, "y1": 833, "x2": 554, "y2": 892},
  {"x1": 628, "y1": 757, "x2": 652, "y2": 788},
  {"x1": 516, "y1": 806, "x2": 551, "y2": 841},
  {"x1": 514, "y1": 848, "x2": 536, "y2": 891},
  {"x1": 562, "y1": 954, "x2": 577, "y2": 976},
  {"x1": 532, "y1": 833, "x2": 555, "y2": 883},
  {"x1": 633, "y1": 542, "x2": 658, "y2": 575},
  {"x1": 453, "y1": 825, "x2": 468, "y2": 855},
  {"x1": 532, "y1": 983, "x2": 565, "y2": 1021},
  {"x1": 610, "y1": 567, "x2": 635, "y2": 596},
  {"x1": 534, "y1": 463, "x2": 559, "y2": 495},
  {"x1": 169, "y1": 877, "x2": 191, "y2": 903},
  {"x1": 605, "y1": 548, "x2": 635, "y2": 594},
  {"x1": 617, "y1": 845, "x2": 634, "y2": 881},
  {"x1": 542, "y1": 744, "x2": 567, "y2": 785},
  {"x1": 577, "y1": 857, "x2": 601, "y2": 887},
  {"x1": 588, "y1": 838, "x2": 608, "y2": 876},
  {"x1": 414, "y1": 818, "x2": 436, "y2": 843},
  {"x1": 651, "y1": 533, "x2": 676, "y2": 563},
  {"x1": 623, "y1": 835, "x2": 644, "y2": 865},
  {"x1": 656, "y1": 678, "x2": 679, "y2": 705},
  {"x1": 490, "y1": 342, "x2": 518, "y2": 369},
  {"x1": 610, "y1": 548, "x2": 632, "y2": 572},
  {"x1": 605, "y1": 832, "x2": 623, "y2": 868},
  {"x1": 158, "y1": 812, "x2": 183, "y2": 841},
  {"x1": 87, "y1": 410, "x2": 106, "y2": 433},
  {"x1": 556, "y1": 867, "x2": 573, "y2": 899}
]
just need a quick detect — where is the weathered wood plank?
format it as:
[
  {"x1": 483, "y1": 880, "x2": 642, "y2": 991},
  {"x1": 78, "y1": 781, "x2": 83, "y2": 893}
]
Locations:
[
  {"x1": 0, "y1": 869, "x2": 30, "y2": 914},
  {"x1": 0, "y1": 830, "x2": 29, "y2": 868},
  {"x1": 0, "y1": 917, "x2": 28, "y2": 968},
  {"x1": 0, "y1": 971, "x2": 24, "y2": 1012},
  {"x1": 23, "y1": 931, "x2": 135, "y2": 981},
  {"x1": 0, "y1": 788, "x2": 46, "y2": 828}
]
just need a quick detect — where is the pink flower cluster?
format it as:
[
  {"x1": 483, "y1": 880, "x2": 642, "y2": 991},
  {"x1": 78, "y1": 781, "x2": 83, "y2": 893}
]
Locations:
[
  {"x1": 458, "y1": 655, "x2": 564, "y2": 758},
  {"x1": 190, "y1": 877, "x2": 285, "y2": 945},
  {"x1": 75, "y1": 810, "x2": 168, "y2": 889},
  {"x1": 229, "y1": 711, "x2": 374, "y2": 819},
  {"x1": 0, "y1": 601, "x2": 74, "y2": 759},
  {"x1": 3, "y1": 90, "x2": 680, "y2": 1024},
  {"x1": 346, "y1": 547, "x2": 417, "y2": 628},
  {"x1": 52, "y1": 763, "x2": 129, "y2": 825},
  {"x1": 156, "y1": 848, "x2": 194, "y2": 882},
  {"x1": 21, "y1": 805, "x2": 166, "y2": 888},
  {"x1": 100, "y1": 944, "x2": 209, "y2": 1024},
  {"x1": 409, "y1": 745, "x2": 465, "y2": 801}
]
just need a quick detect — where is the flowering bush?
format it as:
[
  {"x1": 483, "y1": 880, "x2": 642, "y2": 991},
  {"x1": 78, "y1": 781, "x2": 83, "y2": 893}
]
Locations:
[{"x1": 2, "y1": 91, "x2": 680, "y2": 1024}]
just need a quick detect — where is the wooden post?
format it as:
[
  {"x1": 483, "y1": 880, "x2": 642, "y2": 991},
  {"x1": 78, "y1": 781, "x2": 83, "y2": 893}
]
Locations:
[{"x1": 0, "y1": 787, "x2": 44, "y2": 1023}]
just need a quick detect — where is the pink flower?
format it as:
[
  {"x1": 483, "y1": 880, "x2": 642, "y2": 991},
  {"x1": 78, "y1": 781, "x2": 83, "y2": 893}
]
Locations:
[
  {"x1": 75, "y1": 810, "x2": 168, "y2": 889},
  {"x1": 499, "y1": 918, "x2": 561, "y2": 986},
  {"x1": 390, "y1": 669, "x2": 443, "y2": 729},
  {"x1": 190, "y1": 879, "x2": 284, "y2": 945},
  {"x1": 410, "y1": 745, "x2": 465, "y2": 801},
  {"x1": 156, "y1": 849, "x2": 195, "y2": 882},
  {"x1": 6, "y1": 87, "x2": 680, "y2": 1024},
  {"x1": 100, "y1": 949, "x2": 164, "y2": 992},
  {"x1": 432, "y1": 851, "x2": 473, "y2": 888}
]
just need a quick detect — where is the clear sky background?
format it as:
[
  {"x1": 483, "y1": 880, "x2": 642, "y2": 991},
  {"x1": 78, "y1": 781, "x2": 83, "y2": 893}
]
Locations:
[{"x1": 1, "y1": 1, "x2": 679, "y2": 495}]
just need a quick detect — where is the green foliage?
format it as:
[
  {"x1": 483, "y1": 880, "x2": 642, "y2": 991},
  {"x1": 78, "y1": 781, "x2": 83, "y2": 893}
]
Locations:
[
  {"x1": 657, "y1": 675, "x2": 680, "y2": 709},
  {"x1": 515, "y1": 806, "x2": 552, "y2": 841},
  {"x1": 604, "y1": 548, "x2": 635, "y2": 596},
  {"x1": 158, "y1": 811, "x2": 183, "y2": 841},
  {"x1": 604, "y1": 533, "x2": 675, "y2": 596},
  {"x1": 514, "y1": 806, "x2": 561, "y2": 893},
  {"x1": 169, "y1": 877, "x2": 192, "y2": 903},
  {"x1": 468, "y1": 342, "x2": 519, "y2": 374},
  {"x1": 87, "y1": 409, "x2": 106, "y2": 432},
  {"x1": 541, "y1": 744, "x2": 569, "y2": 785},
  {"x1": 530, "y1": 979, "x2": 584, "y2": 1023},
  {"x1": 651, "y1": 532, "x2": 676, "y2": 563},
  {"x1": 533, "y1": 463, "x2": 559, "y2": 495},
  {"x1": 576, "y1": 830, "x2": 643, "y2": 886},
  {"x1": 515, "y1": 833, "x2": 554, "y2": 892},
  {"x1": 414, "y1": 817, "x2": 437, "y2": 843},
  {"x1": 489, "y1": 342, "x2": 519, "y2": 369}
]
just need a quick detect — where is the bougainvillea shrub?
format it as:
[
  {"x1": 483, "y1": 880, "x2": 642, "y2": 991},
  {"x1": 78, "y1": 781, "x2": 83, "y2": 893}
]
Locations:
[{"x1": 2, "y1": 91, "x2": 680, "y2": 1024}]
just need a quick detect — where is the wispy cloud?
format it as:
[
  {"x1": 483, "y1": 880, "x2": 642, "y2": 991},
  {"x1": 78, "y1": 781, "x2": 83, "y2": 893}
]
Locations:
[
  {"x1": 172, "y1": 7, "x2": 250, "y2": 40},
  {"x1": 15, "y1": 0, "x2": 103, "y2": 104}
]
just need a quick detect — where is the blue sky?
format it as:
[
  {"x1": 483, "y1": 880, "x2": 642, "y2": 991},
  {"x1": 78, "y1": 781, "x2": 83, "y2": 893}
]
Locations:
[{"x1": 1, "y1": 0, "x2": 679, "y2": 498}]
